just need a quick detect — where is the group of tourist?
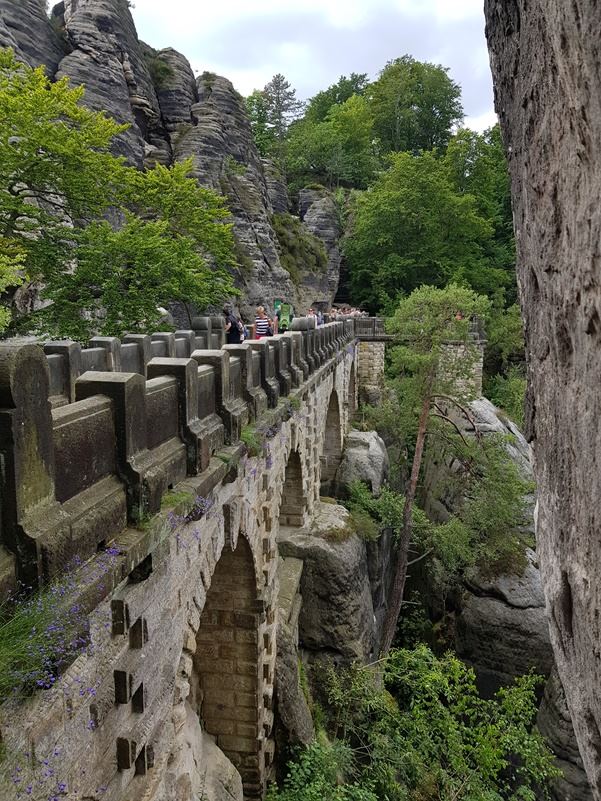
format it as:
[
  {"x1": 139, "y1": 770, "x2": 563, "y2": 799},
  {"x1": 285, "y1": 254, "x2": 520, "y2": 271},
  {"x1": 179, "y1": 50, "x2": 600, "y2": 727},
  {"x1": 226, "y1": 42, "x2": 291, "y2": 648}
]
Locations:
[{"x1": 223, "y1": 301, "x2": 368, "y2": 344}]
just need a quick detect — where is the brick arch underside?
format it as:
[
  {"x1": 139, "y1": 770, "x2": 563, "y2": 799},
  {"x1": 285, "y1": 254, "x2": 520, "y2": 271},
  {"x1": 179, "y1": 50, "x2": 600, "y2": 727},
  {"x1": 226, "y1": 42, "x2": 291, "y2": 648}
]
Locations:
[
  {"x1": 192, "y1": 536, "x2": 268, "y2": 799},
  {"x1": 320, "y1": 390, "x2": 343, "y2": 494},
  {"x1": 279, "y1": 449, "x2": 308, "y2": 528}
]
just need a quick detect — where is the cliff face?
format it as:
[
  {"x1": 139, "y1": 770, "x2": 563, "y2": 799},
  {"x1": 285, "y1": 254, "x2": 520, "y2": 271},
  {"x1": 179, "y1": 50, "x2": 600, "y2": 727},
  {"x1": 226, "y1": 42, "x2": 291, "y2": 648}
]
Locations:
[
  {"x1": 0, "y1": 0, "x2": 63, "y2": 74},
  {"x1": 484, "y1": 2, "x2": 601, "y2": 796},
  {"x1": 0, "y1": 0, "x2": 341, "y2": 319}
]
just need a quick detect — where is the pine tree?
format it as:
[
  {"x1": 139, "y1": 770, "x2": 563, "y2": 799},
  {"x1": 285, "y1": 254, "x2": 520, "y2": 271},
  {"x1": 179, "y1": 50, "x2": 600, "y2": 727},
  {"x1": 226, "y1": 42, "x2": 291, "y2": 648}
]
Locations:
[{"x1": 263, "y1": 73, "x2": 304, "y2": 152}]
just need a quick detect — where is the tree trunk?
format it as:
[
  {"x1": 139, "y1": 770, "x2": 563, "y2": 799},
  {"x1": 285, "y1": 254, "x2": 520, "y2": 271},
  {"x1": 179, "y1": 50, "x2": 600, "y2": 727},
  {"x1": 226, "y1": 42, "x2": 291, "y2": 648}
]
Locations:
[
  {"x1": 380, "y1": 384, "x2": 432, "y2": 656},
  {"x1": 485, "y1": 2, "x2": 601, "y2": 796}
]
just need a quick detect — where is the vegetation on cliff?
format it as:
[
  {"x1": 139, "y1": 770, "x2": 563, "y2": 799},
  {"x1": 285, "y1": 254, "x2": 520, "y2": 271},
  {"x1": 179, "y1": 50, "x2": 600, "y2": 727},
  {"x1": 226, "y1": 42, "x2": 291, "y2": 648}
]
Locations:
[
  {"x1": 269, "y1": 646, "x2": 559, "y2": 801},
  {"x1": 0, "y1": 48, "x2": 237, "y2": 339}
]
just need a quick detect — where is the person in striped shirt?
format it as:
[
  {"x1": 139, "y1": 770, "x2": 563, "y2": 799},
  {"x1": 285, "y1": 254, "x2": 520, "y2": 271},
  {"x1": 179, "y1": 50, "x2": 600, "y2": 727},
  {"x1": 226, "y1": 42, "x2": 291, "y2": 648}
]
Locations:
[{"x1": 254, "y1": 306, "x2": 274, "y2": 338}]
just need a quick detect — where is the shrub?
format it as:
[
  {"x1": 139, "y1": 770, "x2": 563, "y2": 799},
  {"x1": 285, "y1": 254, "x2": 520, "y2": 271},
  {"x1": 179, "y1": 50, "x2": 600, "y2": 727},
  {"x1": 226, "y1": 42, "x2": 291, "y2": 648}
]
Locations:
[{"x1": 270, "y1": 647, "x2": 560, "y2": 801}]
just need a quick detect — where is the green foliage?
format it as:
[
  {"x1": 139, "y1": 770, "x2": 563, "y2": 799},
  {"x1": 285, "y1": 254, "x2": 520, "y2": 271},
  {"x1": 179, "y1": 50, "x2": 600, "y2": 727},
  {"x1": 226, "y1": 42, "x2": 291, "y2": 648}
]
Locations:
[
  {"x1": 348, "y1": 428, "x2": 533, "y2": 585},
  {"x1": 444, "y1": 126, "x2": 515, "y2": 285},
  {"x1": 368, "y1": 55, "x2": 463, "y2": 154},
  {"x1": 225, "y1": 154, "x2": 248, "y2": 176},
  {"x1": 272, "y1": 212, "x2": 328, "y2": 285},
  {"x1": 387, "y1": 284, "x2": 491, "y2": 403},
  {"x1": 267, "y1": 740, "x2": 378, "y2": 801},
  {"x1": 246, "y1": 89, "x2": 274, "y2": 157},
  {"x1": 304, "y1": 73, "x2": 369, "y2": 124},
  {"x1": 0, "y1": 49, "x2": 236, "y2": 339},
  {"x1": 241, "y1": 425, "x2": 263, "y2": 457},
  {"x1": 248, "y1": 74, "x2": 304, "y2": 160},
  {"x1": 485, "y1": 367, "x2": 527, "y2": 430},
  {"x1": 286, "y1": 95, "x2": 379, "y2": 192},
  {"x1": 142, "y1": 48, "x2": 174, "y2": 90},
  {"x1": 272, "y1": 647, "x2": 559, "y2": 801},
  {"x1": 345, "y1": 154, "x2": 502, "y2": 312}
]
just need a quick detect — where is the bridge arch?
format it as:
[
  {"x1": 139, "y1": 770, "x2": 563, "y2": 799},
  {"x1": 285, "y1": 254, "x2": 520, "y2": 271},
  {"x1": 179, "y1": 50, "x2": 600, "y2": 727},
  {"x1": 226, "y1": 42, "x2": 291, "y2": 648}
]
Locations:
[
  {"x1": 320, "y1": 389, "x2": 343, "y2": 495},
  {"x1": 279, "y1": 449, "x2": 308, "y2": 528},
  {"x1": 192, "y1": 535, "x2": 267, "y2": 798}
]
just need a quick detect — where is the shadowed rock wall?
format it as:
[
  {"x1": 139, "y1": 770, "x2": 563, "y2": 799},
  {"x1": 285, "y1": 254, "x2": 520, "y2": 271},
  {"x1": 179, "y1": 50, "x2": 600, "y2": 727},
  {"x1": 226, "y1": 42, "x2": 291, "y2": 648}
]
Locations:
[{"x1": 485, "y1": 2, "x2": 601, "y2": 795}]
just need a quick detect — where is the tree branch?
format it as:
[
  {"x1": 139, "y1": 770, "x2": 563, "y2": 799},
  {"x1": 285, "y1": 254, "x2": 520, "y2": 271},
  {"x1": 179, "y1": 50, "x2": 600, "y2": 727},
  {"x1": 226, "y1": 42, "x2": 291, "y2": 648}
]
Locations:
[
  {"x1": 431, "y1": 407, "x2": 471, "y2": 448},
  {"x1": 407, "y1": 548, "x2": 433, "y2": 566}
]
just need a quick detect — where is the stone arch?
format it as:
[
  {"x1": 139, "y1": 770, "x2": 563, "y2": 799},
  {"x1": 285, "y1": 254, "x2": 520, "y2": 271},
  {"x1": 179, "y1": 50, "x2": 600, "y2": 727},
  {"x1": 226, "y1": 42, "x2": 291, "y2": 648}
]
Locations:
[
  {"x1": 279, "y1": 449, "x2": 308, "y2": 528},
  {"x1": 320, "y1": 390, "x2": 343, "y2": 495},
  {"x1": 192, "y1": 536, "x2": 268, "y2": 798}
]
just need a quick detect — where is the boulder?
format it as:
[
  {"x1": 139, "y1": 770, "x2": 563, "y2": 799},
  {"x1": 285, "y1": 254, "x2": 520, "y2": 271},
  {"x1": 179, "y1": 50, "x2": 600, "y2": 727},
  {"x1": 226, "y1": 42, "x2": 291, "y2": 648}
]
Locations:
[
  {"x1": 456, "y1": 550, "x2": 553, "y2": 694},
  {"x1": 278, "y1": 502, "x2": 377, "y2": 662},
  {"x1": 334, "y1": 429, "x2": 389, "y2": 497}
]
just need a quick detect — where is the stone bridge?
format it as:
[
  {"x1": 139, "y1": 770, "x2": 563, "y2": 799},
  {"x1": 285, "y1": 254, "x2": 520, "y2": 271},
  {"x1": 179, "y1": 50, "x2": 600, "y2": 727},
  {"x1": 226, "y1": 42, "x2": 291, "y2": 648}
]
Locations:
[{"x1": 0, "y1": 317, "x2": 388, "y2": 801}]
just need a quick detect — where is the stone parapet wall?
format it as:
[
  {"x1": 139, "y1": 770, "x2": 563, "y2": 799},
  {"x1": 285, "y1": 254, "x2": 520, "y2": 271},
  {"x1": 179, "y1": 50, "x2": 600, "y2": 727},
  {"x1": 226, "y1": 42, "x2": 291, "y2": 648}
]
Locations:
[
  {"x1": 0, "y1": 316, "x2": 372, "y2": 801},
  {"x1": 0, "y1": 318, "x2": 362, "y2": 598}
]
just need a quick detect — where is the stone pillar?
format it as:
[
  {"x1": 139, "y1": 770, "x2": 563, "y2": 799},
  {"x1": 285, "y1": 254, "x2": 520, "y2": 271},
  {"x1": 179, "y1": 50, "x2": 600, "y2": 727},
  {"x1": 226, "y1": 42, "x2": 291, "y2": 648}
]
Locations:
[
  {"x1": 357, "y1": 341, "x2": 385, "y2": 406},
  {"x1": 0, "y1": 343, "x2": 65, "y2": 586}
]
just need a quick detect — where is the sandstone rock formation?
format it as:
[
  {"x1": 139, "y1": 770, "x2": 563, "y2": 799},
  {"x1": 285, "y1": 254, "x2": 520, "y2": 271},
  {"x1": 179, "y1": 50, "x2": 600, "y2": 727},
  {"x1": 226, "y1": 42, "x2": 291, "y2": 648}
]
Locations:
[
  {"x1": 334, "y1": 429, "x2": 389, "y2": 497},
  {"x1": 298, "y1": 188, "x2": 343, "y2": 312},
  {"x1": 0, "y1": 0, "x2": 342, "y2": 320},
  {"x1": 484, "y1": 2, "x2": 601, "y2": 794},
  {"x1": 275, "y1": 555, "x2": 314, "y2": 749},
  {"x1": 538, "y1": 669, "x2": 594, "y2": 801},
  {"x1": 153, "y1": 703, "x2": 243, "y2": 801},
  {"x1": 279, "y1": 502, "x2": 377, "y2": 662},
  {"x1": 0, "y1": 0, "x2": 63, "y2": 75},
  {"x1": 456, "y1": 549, "x2": 553, "y2": 692}
]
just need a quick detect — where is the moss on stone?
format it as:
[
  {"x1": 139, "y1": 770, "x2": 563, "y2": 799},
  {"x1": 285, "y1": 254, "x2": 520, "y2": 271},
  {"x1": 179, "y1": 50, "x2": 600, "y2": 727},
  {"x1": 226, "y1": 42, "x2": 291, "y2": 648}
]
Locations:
[{"x1": 272, "y1": 212, "x2": 328, "y2": 286}]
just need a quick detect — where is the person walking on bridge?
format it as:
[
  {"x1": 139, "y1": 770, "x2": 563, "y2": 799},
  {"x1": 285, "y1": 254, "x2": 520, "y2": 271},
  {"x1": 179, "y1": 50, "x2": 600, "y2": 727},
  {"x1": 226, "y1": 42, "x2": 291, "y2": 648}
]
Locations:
[{"x1": 254, "y1": 306, "x2": 274, "y2": 339}]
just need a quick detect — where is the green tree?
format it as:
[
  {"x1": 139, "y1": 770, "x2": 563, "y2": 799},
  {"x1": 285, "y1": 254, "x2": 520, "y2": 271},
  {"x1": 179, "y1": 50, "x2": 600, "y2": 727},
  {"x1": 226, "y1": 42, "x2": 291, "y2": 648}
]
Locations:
[
  {"x1": 369, "y1": 55, "x2": 463, "y2": 153},
  {"x1": 262, "y1": 73, "x2": 304, "y2": 157},
  {"x1": 246, "y1": 89, "x2": 274, "y2": 157},
  {"x1": 0, "y1": 48, "x2": 236, "y2": 339},
  {"x1": 444, "y1": 125, "x2": 515, "y2": 291},
  {"x1": 286, "y1": 95, "x2": 378, "y2": 191},
  {"x1": 304, "y1": 72, "x2": 369, "y2": 123},
  {"x1": 379, "y1": 284, "x2": 491, "y2": 655},
  {"x1": 345, "y1": 151, "x2": 500, "y2": 312}
]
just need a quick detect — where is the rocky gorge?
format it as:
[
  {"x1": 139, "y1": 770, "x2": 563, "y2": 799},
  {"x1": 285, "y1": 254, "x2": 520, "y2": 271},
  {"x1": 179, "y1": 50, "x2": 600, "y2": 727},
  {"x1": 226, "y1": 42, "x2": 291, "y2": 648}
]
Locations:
[{"x1": 0, "y1": 2, "x2": 594, "y2": 799}]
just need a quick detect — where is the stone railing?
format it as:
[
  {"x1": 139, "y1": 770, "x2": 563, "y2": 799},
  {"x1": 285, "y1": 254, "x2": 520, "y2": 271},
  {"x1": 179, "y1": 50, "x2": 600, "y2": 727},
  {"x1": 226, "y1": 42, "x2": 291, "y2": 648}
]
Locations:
[
  {"x1": 0, "y1": 315, "x2": 367, "y2": 599},
  {"x1": 350, "y1": 316, "x2": 388, "y2": 339}
]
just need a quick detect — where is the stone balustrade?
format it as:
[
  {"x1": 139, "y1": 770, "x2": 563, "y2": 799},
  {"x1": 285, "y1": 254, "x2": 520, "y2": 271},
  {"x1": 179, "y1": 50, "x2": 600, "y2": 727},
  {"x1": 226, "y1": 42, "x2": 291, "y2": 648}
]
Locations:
[{"x1": 0, "y1": 316, "x2": 368, "y2": 600}]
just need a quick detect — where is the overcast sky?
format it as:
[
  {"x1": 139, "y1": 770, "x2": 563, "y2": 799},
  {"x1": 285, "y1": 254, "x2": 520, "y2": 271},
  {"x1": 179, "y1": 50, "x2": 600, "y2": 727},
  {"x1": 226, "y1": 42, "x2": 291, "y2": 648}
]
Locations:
[{"x1": 131, "y1": 0, "x2": 496, "y2": 132}]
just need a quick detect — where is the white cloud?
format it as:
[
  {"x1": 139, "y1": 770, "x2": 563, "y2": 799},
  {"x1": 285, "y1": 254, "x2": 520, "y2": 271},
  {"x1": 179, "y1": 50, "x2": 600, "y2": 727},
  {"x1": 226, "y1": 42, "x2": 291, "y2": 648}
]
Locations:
[
  {"x1": 395, "y1": 0, "x2": 484, "y2": 21},
  {"x1": 131, "y1": 0, "x2": 494, "y2": 122},
  {"x1": 465, "y1": 109, "x2": 498, "y2": 132}
]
